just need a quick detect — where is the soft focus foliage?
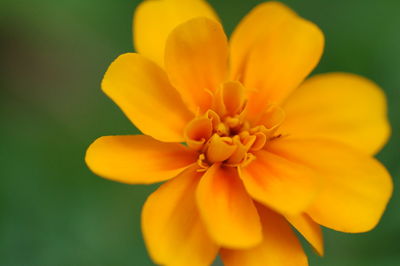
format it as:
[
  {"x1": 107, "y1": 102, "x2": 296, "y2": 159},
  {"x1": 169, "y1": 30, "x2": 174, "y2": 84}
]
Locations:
[{"x1": 1, "y1": 0, "x2": 399, "y2": 265}]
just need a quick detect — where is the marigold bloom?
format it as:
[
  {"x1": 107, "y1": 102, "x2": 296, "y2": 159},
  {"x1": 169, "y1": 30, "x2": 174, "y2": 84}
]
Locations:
[{"x1": 86, "y1": 0, "x2": 393, "y2": 265}]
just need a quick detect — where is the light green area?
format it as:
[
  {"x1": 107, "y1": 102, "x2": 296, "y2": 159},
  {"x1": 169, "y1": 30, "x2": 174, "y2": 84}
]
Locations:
[{"x1": 1, "y1": 0, "x2": 399, "y2": 265}]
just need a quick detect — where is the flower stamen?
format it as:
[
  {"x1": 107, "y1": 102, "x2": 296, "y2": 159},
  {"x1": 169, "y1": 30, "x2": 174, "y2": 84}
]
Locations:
[{"x1": 186, "y1": 81, "x2": 285, "y2": 169}]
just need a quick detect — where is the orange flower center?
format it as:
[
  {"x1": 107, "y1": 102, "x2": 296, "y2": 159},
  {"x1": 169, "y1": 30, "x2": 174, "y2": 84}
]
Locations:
[{"x1": 184, "y1": 81, "x2": 285, "y2": 170}]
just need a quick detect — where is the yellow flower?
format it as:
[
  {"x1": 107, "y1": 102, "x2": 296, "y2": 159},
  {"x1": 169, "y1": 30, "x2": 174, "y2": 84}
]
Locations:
[{"x1": 86, "y1": 0, "x2": 393, "y2": 265}]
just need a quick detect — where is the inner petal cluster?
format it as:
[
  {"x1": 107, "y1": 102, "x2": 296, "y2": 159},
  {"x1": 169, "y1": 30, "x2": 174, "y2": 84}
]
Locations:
[{"x1": 184, "y1": 81, "x2": 285, "y2": 170}]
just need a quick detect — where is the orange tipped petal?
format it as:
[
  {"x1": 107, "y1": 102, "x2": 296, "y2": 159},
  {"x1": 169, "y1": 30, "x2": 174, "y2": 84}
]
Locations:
[
  {"x1": 281, "y1": 73, "x2": 390, "y2": 155},
  {"x1": 250, "y1": 132, "x2": 267, "y2": 151},
  {"x1": 142, "y1": 166, "x2": 219, "y2": 266},
  {"x1": 230, "y1": 1, "x2": 297, "y2": 80},
  {"x1": 196, "y1": 164, "x2": 262, "y2": 248},
  {"x1": 254, "y1": 104, "x2": 286, "y2": 131},
  {"x1": 268, "y1": 138, "x2": 393, "y2": 233},
  {"x1": 226, "y1": 137, "x2": 250, "y2": 165},
  {"x1": 102, "y1": 53, "x2": 193, "y2": 142},
  {"x1": 205, "y1": 135, "x2": 237, "y2": 163},
  {"x1": 133, "y1": 0, "x2": 219, "y2": 66},
  {"x1": 165, "y1": 17, "x2": 229, "y2": 113},
  {"x1": 184, "y1": 115, "x2": 213, "y2": 150},
  {"x1": 242, "y1": 16, "x2": 324, "y2": 119},
  {"x1": 220, "y1": 205, "x2": 308, "y2": 266},
  {"x1": 214, "y1": 81, "x2": 246, "y2": 117},
  {"x1": 286, "y1": 213, "x2": 324, "y2": 256},
  {"x1": 85, "y1": 135, "x2": 197, "y2": 184},
  {"x1": 239, "y1": 149, "x2": 319, "y2": 215}
]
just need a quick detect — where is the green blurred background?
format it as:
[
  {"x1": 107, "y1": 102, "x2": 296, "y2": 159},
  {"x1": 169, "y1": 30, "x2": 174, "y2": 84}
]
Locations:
[{"x1": 1, "y1": 0, "x2": 399, "y2": 265}]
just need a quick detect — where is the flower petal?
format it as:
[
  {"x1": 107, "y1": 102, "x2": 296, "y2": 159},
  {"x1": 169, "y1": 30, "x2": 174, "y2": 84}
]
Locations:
[
  {"x1": 281, "y1": 73, "x2": 390, "y2": 155},
  {"x1": 102, "y1": 53, "x2": 193, "y2": 142},
  {"x1": 286, "y1": 213, "x2": 324, "y2": 256},
  {"x1": 239, "y1": 149, "x2": 319, "y2": 215},
  {"x1": 196, "y1": 164, "x2": 262, "y2": 248},
  {"x1": 215, "y1": 81, "x2": 247, "y2": 117},
  {"x1": 85, "y1": 135, "x2": 198, "y2": 184},
  {"x1": 133, "y1": 0, "x2": 219, "y2": 66},
  {"x1": 230, "y1": 1, "x2": 296, "y2": 80},
  {"x1": 142, "y1": 166, "x2": 219, "y2": 266},
  {"x1": 220, "y1": 205, "x2": 308, "y2": 266},
  {"x1": 268, "y1": 138, "x2": 393, "y2": 233},
  {"x1": 240, "y1": 16, "x2": 324, "y2": 120},
  {"x1": 165, "y1": 17, "x2": 229, "y2": 113}
]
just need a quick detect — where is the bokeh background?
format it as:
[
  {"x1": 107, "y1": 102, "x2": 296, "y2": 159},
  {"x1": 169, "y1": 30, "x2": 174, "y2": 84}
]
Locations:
[{"x1": 1, "y1": 0, "x2": 399, "y2": 265}]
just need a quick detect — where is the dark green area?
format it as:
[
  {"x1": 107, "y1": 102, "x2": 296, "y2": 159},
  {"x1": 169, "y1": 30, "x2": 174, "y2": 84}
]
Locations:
[{"x1": 1, "y1": 0, "x2": 399, "y2": 265}]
